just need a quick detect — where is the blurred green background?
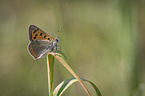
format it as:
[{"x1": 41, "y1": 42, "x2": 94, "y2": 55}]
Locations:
[{"x1": 0, "y1": 0, "x2": 145, "y2": 96}]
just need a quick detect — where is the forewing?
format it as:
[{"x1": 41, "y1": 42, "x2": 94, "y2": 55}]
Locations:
[
  {"x1": 29, "y1": 25, "x2": 54, "y2": 42},
  {"x1": 28, "y1": 40, "x2": 53, "y2": 60}
]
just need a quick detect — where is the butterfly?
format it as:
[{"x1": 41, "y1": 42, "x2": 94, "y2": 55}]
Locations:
[{"x1": 28, "y1": 25, "x2": 60, "y2": 60}]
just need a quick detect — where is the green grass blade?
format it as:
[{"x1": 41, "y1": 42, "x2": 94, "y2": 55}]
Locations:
[
  {"x1": 47, "y1": 54, "x2": 55, "y2": 96},
  {"x1": 82, "y1": 78, "x2": 102, "y2": 96},
  {"x1": 50, "y1": 50, "x2": 91, "y2": 96},
  {"x1": 53, "y1": 78, "x2": 102, "y2": 96}
]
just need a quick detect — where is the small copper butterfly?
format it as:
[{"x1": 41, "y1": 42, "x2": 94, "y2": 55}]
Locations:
[{"x1": 28, "y1": 25, "x2": 60, "y2": 60}]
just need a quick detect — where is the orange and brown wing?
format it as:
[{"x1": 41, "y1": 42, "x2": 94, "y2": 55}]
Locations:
[
  {"x1": 28, "y1": 40, "x2": 53, "y2": 60},
  {"x1": 29, "y1": 25, "x2": 54, "y2": 41}
]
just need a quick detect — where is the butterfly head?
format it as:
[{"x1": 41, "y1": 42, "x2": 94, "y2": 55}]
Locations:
[
  {"x1": 55, "y1": 38, "x2": 59, "y2": 43},
  {"x1": 52, "y1": 26, "x2": 61, "y2": 50},
  {"x1": 51, "y1": 38, "x2": 59, "y2": 51}
]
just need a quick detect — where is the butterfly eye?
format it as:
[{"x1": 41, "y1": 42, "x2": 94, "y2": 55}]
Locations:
[{"x1": 56, "y1": 39, "x2": 59, "y2": 42}]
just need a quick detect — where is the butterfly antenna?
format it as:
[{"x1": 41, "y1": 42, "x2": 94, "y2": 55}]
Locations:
[{"x1": 56, "y1": 26, "x2": 62, "y2": 38}]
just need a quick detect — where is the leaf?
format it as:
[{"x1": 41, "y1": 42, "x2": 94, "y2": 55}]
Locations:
[
  {"x1": 53, "y1": 78, "x2": 102, "y2": 96},
  {"x1": 50, "y1": 50, "x2": 91, "y2": 96}
]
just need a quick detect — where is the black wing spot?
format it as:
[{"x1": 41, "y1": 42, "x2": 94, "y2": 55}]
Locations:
[
  {"x1": 48, "y1": 38, "x2": 50, "y2": 40},
  {"x1": 44, "y1": 35, "x2": 46, "y2": 38},
  {"x1": 33, "y1": 30, "x2": 36, "y2": 33},
  {"x1": 35, "y1": 34, "x2": 37, "y2": 37},
  {"x1": 40, "y1": 33, "x2": 43, "y2": 36},
  {"x1": 34, "y1": 37, "x2": 36, "y2": 39}
]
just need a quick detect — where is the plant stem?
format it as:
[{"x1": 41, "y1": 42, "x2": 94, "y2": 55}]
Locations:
[{"x1": 47, "y1": 54, "x2": 55, "y2": 96}]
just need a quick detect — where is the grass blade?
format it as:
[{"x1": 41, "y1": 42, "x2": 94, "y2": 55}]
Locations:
[
  {"x1": 50, "y1": 50, "x2": 91, "y2": 96},
  {"x1": 53, "y1": 78, "x2": 102, "y2": 96},
  {"x1": 47, "y1": 54, "x2": 55, "y2": 96}
]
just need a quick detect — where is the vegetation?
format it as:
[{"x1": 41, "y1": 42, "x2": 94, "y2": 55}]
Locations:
[{"x1": 0, "y1": 0, "x2": 144, "y2": 96}]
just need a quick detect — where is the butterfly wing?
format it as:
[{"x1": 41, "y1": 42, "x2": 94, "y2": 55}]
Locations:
[
  {"x1": 29, "y1": 25, "x2": 54, "y2": 42},
  {"x1": 28, "y1": 40, "x2": 53, "y2": 60}
]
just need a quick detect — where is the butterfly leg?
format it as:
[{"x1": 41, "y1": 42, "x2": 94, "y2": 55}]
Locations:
[
  {"x1": 56, "y1": 45, "x2": 61, "y2": 51},
  {"x1": 51, "y1": 45, "x2": 61, "y2": 51}
]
